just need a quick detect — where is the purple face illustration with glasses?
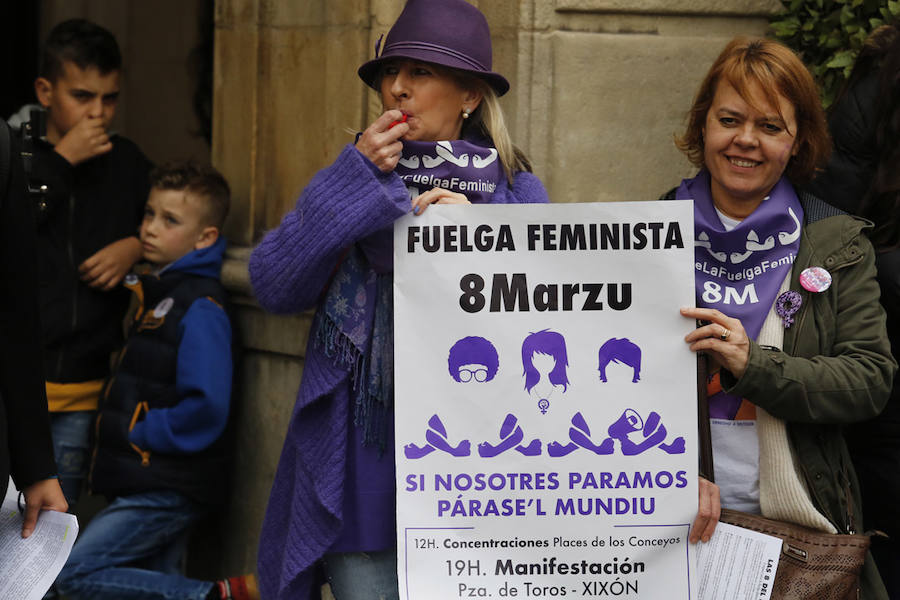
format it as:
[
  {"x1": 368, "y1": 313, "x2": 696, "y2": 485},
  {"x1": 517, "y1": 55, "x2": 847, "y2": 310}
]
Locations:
[{"x1": 448, "y1": 336, "x2": 499, "y2": 383}]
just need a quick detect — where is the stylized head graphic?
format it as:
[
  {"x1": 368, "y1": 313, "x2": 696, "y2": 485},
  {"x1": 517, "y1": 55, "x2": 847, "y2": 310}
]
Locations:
[
  {"x1": 521, "y1": 329, "x2": 569, "y2": 392},
  {"x1": 448, "y1": 336, "x2": 499, "y2": 383}
]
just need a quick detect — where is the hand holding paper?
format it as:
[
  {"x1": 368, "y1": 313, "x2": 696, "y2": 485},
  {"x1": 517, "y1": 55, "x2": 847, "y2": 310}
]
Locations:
[{"x1": 21, "y1": 478, "x2": 67, "y2": 538}]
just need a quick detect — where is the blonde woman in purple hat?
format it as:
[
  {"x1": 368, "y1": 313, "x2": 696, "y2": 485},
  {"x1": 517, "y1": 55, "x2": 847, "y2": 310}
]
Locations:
[{"x1": 249, "y1": 1, "x2": 548, "y2": 598}]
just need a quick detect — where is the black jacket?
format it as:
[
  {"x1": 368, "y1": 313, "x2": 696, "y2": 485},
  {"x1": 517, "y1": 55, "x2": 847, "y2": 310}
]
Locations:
[
  {"x1": 807, "y1": 72, "x2": 880, "y2": 213},
  {"x1": 32, "y1": 135, "x2": 152, "y2": 383},
  {"x1": 0, "y1": 124, "x2": 57, "y2": 489},
  {"x1": 806, "y1": 70, "x2": 900, "y2": 537},
  {"x1": 846, "y1": 248, "x2": 900, "y2": 537}
]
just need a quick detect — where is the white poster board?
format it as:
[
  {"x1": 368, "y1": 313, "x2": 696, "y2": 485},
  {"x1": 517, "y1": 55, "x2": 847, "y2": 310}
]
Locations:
[{"x1": 394, "y1": 201, "x2": 698, "y2": 599}]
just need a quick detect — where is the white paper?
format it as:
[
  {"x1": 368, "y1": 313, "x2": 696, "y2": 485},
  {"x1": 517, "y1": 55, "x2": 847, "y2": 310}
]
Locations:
[
  {"x1": 394, "y1": 202, "x2": 699, "y2": 599},
  {"x1": 0, "y1": 498, "x2": 78, "y2": 600},
  {"x1": 696, "y1": 521, "x2": 781, "y2": 600}
]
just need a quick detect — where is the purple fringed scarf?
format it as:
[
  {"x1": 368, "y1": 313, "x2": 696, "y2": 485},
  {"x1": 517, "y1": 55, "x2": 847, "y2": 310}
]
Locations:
[
  {"x1": 315, "y1": 138, "x2": 503, "y2": 447},
  {"x1": 678, "y1": 171, "x2": 803, "y2": 419},
  {"x1": 314, "y1": 247, "x2": 393, "y2": 449}
]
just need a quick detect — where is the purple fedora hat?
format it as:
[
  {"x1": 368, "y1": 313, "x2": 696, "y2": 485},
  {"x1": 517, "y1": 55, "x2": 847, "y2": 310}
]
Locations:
[{"x1": 358, "y1": 0, "x2": 510, "y2": 96}]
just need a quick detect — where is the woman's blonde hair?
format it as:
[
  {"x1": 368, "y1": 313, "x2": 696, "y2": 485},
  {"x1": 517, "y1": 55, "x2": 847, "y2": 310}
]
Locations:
[{"x1": 462, "y1": 78, "x2": 532, "y2": 184}]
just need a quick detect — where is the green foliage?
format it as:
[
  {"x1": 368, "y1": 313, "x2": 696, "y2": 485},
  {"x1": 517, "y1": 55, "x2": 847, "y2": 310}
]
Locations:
[{"x1": 770, "y1": 0, "x2": 899, "y2": 106}]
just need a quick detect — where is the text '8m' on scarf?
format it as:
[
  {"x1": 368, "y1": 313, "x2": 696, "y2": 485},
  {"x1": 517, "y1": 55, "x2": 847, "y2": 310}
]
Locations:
[{"x1": 678, "y1": 171, "x2": 803, "y2": 421}]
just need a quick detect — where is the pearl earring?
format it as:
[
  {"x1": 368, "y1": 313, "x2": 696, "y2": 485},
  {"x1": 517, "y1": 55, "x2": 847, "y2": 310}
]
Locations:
[{"x1": 462, "y1": 107, "x2": 470, "y2": 119}]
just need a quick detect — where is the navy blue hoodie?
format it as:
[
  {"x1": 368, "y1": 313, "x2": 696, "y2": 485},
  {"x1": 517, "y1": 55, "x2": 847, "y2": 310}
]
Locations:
[{"x1": 91, "y1": 237, "x2": 232, "y2": 505}]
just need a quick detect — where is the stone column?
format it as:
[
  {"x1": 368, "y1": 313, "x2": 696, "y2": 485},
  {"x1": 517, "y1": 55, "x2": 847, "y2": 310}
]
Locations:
[{"x1": 202, "y1": 0, "x2": 396, "y2": 576}]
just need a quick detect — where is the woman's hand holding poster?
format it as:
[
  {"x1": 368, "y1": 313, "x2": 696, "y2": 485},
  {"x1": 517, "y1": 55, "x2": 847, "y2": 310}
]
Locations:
[{"x1": 394, "y1": 201, "x2": 698, "y2": 599}]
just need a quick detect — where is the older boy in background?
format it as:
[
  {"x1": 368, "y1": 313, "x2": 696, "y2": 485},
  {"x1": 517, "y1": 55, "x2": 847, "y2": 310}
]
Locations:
[{"x1": 8, "y1": 18, "x2": 152, "y2": 507}]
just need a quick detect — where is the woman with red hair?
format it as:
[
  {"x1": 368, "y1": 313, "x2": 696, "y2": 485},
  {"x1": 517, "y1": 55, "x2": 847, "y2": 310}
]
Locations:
[{"x1": 666, "y1": 37, "x2": 894, "y2": 599}]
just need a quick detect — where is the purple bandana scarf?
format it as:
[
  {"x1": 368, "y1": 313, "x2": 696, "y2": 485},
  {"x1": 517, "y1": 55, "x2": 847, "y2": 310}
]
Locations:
[
  {"x1": 394, "y1": 139, "x2": 504, "y2": 204},
  {"x1": 678, "y1": 171, "x2": 803, "y2": 419}
]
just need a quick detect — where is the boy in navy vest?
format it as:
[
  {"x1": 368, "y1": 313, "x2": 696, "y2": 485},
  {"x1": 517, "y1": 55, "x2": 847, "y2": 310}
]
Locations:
[{"x1": 57, "y1": 161, "x2": 257, "y2": 600}]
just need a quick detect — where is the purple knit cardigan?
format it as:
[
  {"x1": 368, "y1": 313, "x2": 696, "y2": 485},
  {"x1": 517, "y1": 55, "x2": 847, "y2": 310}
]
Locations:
[{"x1": 250, "y1": 144, "x2": 548, "y2": 600}]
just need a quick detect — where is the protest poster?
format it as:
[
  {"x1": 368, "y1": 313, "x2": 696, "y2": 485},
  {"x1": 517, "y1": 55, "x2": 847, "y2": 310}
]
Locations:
[{"x1": 394, "y1": 201, "x2": 698, "y2": 599}]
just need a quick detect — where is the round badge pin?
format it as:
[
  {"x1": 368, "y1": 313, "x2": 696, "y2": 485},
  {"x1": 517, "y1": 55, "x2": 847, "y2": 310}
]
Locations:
[
  {"x1": 799, "y1": 267, "x2": 832, "y2": 293},
  {"x1": 153, "y1": 297, "x2": 175, "y2": 318}
]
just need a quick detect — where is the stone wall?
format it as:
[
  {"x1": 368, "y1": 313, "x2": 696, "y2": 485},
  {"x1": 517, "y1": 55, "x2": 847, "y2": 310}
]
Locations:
[{"x1": 205, "y1": 0, "x2": 783, "y2": 581}]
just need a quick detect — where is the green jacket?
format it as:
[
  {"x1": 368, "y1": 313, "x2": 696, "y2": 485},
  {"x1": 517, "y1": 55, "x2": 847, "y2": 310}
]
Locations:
[{"x1": 721, "y1": 193, "x2": 896, "y2": 600}]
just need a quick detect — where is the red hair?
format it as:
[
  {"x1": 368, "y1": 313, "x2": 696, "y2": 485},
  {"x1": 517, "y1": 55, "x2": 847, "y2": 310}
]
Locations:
[{"x1": 676, "y1": 37, "x2": 831, "y2": 184}]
